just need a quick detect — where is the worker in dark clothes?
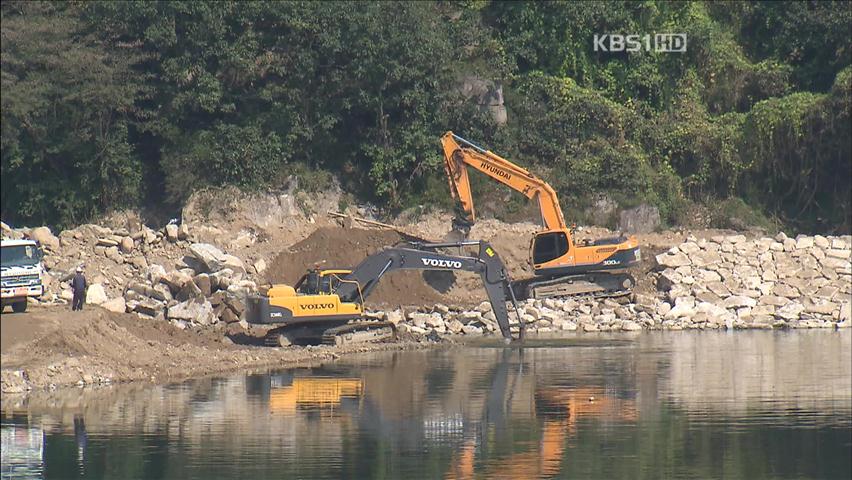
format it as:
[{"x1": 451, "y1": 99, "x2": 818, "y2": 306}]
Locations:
[
  {"x1": 70, "y1": 266, "x2": 87, "y2": 311},
  {"x1": 305, "y1": 264, "x2": 321, "y2": 294}
]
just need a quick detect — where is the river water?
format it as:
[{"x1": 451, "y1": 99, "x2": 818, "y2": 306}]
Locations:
[{"x1": 2, "y1": 330, "x2": 850, "y2": 479}]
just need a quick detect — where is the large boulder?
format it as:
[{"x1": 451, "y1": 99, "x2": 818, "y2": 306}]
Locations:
[
  {"x1": 161, "y1": 270, "x2": 192, "y2": 293},
  {"x1": 775, "y1": 302, "x2": 805, "y2": 320},
  {"x1": 165, "y1": 224, "x2": 179, "y2": 242},
  {"x1": 1, "y1": 221, "x2": 24, "y2": 240},
  {"x1": 384, "y1": 310, "x2": 404, "y2": 325},
  {"x1": 217, "y1": 305, "x2": 239, "y2": 323},
  {"x1": 253, "y1": 258, "x2": 267, "y2": 274},
  {"x1": 176, "y1": 279, "x2": 204, "y2": 302},
  {"x1": 618, "y1": 204, "x2": 660, "y2": 234},
  {"x1": 813, "y1": 235, "x2": 830, "y2": 249},
  {"x1": 85, "y1": 283, "x2": 108, "y2": 305},
  {"x1": 840, "y1": 303, "x2": 851, "y2": 323},
  {"x1": 221, "y1": 255, "x2": 246, "y2": 276},
  {"x1": 666, "y1": 299, "x2": 696, "y2": 320},
  {"x1": 97, "y1": 237, "x2": 119, "y2": 247},
  {"x1": 656, "y1": 269, "x2": 681, "y2": 291},
  {"x1": 146, "y1": 264, "x2": 167, "y2": 284},
  {"x1": 224, "y1": 294, "x2": 246, "y2": 317},
  {"x1": 795, "y1": 236, "x2": 814, "y2": 249},
  {"x1": 656, "y1": 251, "x2": 691, "y2": 268},
  {"x1": 772, "y1": 283, "x2": 801, "y2": 299},
  {"x1": 167, "y1": 299, "x2": 216, "y2": 325},
  {"x1": 130, "y1": 256, "x2": 148, "y2": 270},
  {"x1": 178, "y1": 223, "x2": 190, "y2": 241},
  {"x1": 678, "y1": 242, "x2": 701, "y2": 255},
  {"x1": 101, "y1": 297, "x2": 126, "y2": 313},
  {"x1": 803, "y1": 299, "x2": 838, "y2": 315},
  {"x1": 132, "y1": 299, "x2": 163, "y2": 317},
  {"x1": 723, "y1": 295, "x2": 757, "y2": 309},
  {"x1": 188, "y1": 243, "x2": 228, "y2": 272},
  {"x1": 28, "y1": 226, "x2": 60, "y2": 252},
  {"x1": 104, "y1": 246, "x2": 122, "y2": 262},
  {"x1": 226, "y1": 280, "x2": 255, "y2": 300},
  {"x1": 447, "y1": 319, "x2": 464, "y2": 334},
  {"x1": 621, "y1": 320, "x2": 642, "y2": 331},
  {"x1": 457, "y1": 76, "x2": 507, "y2": 125},
  {"x1": 126, "y1": 282, "x2": 168, "y2": 301},
  {"x1": 119, "y1": 236, "x2": 134, "y2": 253},
  {"x1": 194, "y1": 273, "x2": 212, "y2": 296}
]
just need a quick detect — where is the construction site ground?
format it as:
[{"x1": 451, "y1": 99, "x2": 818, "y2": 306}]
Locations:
[{"x1": 0, "y1": 306, "x2": 428, "y2": 394}]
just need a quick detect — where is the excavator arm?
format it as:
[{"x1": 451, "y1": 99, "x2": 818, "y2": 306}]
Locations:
[
  {"x1": 441, "y1": 132, "x2": 567, "y2": 231},
  {"x1": 334, "y1": 240, "x2": 522, "y2": 340}
]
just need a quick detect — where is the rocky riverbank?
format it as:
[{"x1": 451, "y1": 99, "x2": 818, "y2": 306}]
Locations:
[
  {"x1": 2, "y1": 187, "x2": 850, "y2": 394},
  {"x1": 2, "y1": 213, "x2": 850, "y2": 337}
]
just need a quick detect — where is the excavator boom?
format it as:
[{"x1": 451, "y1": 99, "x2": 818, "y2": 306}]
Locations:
[
  {"x1": 334, "y1": 240, "x2": 520, "y2": 339},
  {"x1": 441, "y1": 132, "x2": 567, "y2": 231}
]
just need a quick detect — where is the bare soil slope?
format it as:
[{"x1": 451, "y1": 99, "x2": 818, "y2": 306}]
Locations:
[{"x1": 265, "y1": 227, "x2": 458, "y2": 307}]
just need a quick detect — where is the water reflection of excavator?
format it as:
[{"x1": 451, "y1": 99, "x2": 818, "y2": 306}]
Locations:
[
  {"x1": 445, "y1": 351, "x2": 637, "y2": 480},
  {"x1": 268, "y1": 376, "x2": 364, "y2": 416},
  {"x1": 441, "y1": 132, "x2": 641, "y2": 299}
]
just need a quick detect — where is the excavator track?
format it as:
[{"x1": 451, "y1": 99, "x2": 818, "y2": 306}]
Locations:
[
  {"x1": 520, "y1": 272, "x2": 635, "y2": 300},
  {"x1": 263, "y1": 321, "x2": 396, "y2": 347},
  {"x1": 264, "y1": 327, "x2": 303, "y2": 347},
  {"x1": 263, "y1": 322, "x2": 396, "y2": 347},
  {"x1": 321, "y1": 321, "x2": 396, "y2": 347}
]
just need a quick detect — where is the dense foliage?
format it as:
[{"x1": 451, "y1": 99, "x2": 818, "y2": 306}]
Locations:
[{"x1": 2, "y1": 1, "x2": 850, "y2": 232}]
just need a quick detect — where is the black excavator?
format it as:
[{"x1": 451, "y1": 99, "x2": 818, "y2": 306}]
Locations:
[{"x1": 246, "y1": 240, "x2": 523, "y2": 346}]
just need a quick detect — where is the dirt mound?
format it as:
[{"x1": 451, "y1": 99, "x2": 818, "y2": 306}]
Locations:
[
  {"x1": 4, "y1": 309, "x2": 233, "y2": 368},
  {"x1": 266, "y1": 227, "x2": 462, "y2": 307}
]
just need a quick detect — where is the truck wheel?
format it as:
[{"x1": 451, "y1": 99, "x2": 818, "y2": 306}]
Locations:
[{"x1": 12, "y1": 301, "x2": 27, "y2": 313}]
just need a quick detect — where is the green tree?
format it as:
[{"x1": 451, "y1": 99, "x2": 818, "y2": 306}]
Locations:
[{"x1": 1, "y1": 1, "x2": 146, "y2": 228}]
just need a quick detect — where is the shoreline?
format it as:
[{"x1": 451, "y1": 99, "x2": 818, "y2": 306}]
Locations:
[
  {"x1": 0, "y1": 307, "x2": 435, "y2": 395},
  {"x1": 2, "y1": 306, "x2": 849, "y2": 397},
  {"x1": 0, "y1": 340, "x2": 433, "y2": 399}
]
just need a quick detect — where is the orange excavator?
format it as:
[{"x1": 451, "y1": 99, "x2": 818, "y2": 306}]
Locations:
[{"x1": 441, "y1": 131, "x2": 641, "y2": 299}]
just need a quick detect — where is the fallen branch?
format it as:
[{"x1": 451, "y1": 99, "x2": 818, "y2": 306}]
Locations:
[
  {"x1": 328, "y1": 211, "x2": 400, "y2": 230},
  {"x1": 327, "y1": 211, "x2": 435, "y2": 243}
]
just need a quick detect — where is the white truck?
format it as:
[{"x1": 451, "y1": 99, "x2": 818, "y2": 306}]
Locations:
[{"x1": 1, "y1": 239, "x2": 45, "y2": 313}]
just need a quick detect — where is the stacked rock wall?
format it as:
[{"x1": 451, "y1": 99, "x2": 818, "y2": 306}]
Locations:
[{"x1": 654, "y1": 233, "x2": 851, "y2": 329}]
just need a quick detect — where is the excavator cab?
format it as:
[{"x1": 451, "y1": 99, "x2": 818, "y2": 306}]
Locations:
[
  {"x1": 294, "y1": 268, "x2": 353, "y2": 295},
  {"x1": 531, "y1": 230, "x2": 570, "y2": 266}
]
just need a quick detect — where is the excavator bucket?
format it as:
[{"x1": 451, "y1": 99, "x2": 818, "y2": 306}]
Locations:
[{"x1": 441, "y1": 215, "x2": 473, "y2": 243}]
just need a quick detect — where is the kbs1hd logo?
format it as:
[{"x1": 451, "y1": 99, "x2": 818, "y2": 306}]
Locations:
[{"x1": 594, "y1": 33, "x2": 687, "y2": 53}]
